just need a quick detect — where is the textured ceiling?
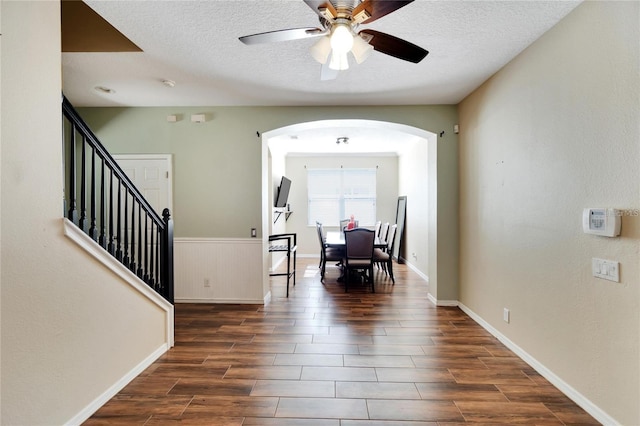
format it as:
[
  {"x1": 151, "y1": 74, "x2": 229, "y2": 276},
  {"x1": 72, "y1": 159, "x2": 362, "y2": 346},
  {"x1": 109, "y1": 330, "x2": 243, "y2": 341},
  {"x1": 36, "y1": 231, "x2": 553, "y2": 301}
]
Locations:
[
  {"x1": 62, "y1": 0, "x2": 581, "y2": 108},
  {"x1": 62, "y1": 1, "x2": 580, "y2": 155}
]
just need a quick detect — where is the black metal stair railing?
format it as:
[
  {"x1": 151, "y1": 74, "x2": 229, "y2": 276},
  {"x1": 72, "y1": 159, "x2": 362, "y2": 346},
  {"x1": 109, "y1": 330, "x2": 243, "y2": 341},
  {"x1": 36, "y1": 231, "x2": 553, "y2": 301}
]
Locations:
[{"x1": 61, "y1": 96, "x2": 174, "y2": 303}]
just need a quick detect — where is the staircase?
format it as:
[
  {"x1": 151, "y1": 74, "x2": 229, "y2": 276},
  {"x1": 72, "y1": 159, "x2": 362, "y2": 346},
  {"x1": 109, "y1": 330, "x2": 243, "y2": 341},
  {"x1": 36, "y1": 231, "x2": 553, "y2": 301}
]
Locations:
[{"x1": 61, "y1": 96, "x2": 174, "y2": 303}]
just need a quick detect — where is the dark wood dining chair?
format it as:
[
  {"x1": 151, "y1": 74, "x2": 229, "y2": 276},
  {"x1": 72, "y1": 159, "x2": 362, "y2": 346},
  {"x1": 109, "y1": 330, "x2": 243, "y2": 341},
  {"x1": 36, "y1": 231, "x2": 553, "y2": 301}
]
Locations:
[
  {"x1": 316, "y1": 222, "x2": 344, "y2": 282},
  {"x1": 379, "y1": 222, "x2": 390, "y2": 244},
  {"x1": 343, "y1": 228, "x2": 376, "y2": 292},
  {"x1": 374, "y1": 224, "x2": 397, "y2": 283}
]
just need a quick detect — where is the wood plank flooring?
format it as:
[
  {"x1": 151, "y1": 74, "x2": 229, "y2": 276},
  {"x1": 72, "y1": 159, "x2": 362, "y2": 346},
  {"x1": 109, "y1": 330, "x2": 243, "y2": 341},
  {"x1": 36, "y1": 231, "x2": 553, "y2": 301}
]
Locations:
[{"x1": 85, "y1": 258, "x2": 599, "y2": 425}]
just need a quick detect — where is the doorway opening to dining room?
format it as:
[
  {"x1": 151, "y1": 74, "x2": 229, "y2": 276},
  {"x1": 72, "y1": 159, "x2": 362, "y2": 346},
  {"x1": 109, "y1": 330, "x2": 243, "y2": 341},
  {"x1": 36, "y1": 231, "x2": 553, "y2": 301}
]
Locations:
[{"x1": 260, "y1": 118, "x2": 440, "y2": 301}]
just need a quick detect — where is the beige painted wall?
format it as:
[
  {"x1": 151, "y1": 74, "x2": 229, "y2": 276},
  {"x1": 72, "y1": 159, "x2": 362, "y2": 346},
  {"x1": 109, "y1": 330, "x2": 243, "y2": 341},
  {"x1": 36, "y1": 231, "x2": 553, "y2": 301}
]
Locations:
[
  {"x1": 0, "y1": 0, "x2": 3, "y2": 421},
  {"x1": 1, "y1": 2, "x2": 170, "y2": 424},
  {"x1": 458, "y1": 2, "x2": 639, "y2": 424},
  {"x1": 399, "y1": 136, "x2": 431, "y2": 275}
]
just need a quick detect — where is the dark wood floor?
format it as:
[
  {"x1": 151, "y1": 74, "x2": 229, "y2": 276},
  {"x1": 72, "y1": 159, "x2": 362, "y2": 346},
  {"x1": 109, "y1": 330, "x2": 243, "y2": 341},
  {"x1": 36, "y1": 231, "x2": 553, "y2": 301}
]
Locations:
[{"x1": 86, "y1": 258, "x2": 598, "y2": 425}]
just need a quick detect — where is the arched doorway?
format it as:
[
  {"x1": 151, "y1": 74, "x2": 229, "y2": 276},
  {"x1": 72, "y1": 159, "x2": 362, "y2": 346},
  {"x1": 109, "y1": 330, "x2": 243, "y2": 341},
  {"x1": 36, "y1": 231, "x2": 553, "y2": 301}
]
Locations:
[{"x1": 260, "y1": 119, "x2": 436, "y2": 302}]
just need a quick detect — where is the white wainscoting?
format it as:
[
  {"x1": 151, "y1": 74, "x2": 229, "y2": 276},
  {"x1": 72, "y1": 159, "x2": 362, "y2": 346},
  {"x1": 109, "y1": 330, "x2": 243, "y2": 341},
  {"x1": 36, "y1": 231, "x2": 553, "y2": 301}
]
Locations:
[{"x1": 174, "y1": 238, "x2": 265, "y2": 304}]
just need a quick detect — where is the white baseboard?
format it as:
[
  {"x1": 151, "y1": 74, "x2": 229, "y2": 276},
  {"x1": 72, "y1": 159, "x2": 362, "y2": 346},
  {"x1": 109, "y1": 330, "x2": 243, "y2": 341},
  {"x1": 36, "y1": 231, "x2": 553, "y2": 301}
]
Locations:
[
  {"x1": 403, "y1": 260, "x2": 429, "y2": 282},
  {"x1": 427, "y1": 293, "x2": 458, "y2": 306},
  {"x1": 458, "y1": 302, "x2": 619, "y2": 426},
  {"x1": 65, "y1": 344, "x2": 168, "y2": 426},
  {"x1": 175, "y1": 298, "x2": 265, "y2": 304}
]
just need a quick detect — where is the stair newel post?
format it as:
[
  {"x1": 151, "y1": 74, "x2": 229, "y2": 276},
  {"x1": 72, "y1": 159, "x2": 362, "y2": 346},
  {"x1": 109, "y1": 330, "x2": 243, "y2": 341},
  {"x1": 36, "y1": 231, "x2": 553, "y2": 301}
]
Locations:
[{"x1": 161, "y1": 208, "x2": 174, "y2": 304}]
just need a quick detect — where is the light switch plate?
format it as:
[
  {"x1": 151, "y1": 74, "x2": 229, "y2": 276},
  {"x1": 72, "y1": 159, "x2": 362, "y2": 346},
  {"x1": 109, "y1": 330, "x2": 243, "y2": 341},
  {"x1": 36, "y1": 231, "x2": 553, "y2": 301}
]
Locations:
[{"x1": 592, "y1": 258, "x2": 620, "y2": 282}]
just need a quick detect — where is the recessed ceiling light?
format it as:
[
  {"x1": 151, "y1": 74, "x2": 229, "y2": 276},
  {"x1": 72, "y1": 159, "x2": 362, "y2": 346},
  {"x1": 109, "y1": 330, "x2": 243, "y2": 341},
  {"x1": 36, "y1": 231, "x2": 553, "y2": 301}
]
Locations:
[
  {"x1": 94, "y1": 86, "x2": 115, "y2": 94},
  {"x1": 161, "y1": 79, "x2": 176, "y2": 88}
]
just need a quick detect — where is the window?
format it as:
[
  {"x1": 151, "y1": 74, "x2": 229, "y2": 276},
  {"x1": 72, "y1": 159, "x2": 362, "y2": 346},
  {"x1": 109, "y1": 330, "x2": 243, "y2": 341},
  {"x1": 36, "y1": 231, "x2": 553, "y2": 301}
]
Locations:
[{"x1": 307, "y1": 168, "x2": 376, "y2": 226}]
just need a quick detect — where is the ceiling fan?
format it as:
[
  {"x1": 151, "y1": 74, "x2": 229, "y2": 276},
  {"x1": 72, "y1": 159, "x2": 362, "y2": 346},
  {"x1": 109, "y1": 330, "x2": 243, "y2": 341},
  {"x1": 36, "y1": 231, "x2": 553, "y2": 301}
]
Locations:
[{"x1": 238, "y1": 0, "x2": 429, "y2": 80}]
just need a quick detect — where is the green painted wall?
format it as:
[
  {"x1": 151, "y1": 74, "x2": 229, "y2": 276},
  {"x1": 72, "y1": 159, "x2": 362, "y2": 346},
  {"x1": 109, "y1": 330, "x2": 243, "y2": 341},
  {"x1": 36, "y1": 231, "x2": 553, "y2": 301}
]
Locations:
[{"x1": 77, "y1": 105, "x2": 458, "y2": 239}]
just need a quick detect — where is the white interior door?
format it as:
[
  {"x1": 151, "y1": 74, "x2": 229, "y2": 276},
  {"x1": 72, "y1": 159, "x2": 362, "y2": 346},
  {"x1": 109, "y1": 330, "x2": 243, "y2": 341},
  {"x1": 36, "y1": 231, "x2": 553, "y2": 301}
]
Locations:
[{"x1": 113, "y1": 154, "x2": 173, "y2": 216}]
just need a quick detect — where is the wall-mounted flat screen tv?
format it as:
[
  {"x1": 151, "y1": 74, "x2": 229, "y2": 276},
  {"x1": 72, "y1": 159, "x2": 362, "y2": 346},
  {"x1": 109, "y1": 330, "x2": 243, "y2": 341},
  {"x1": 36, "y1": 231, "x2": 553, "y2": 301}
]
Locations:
[{"x1": 275, "y1": 176, "x2": 291, "y2": 208}]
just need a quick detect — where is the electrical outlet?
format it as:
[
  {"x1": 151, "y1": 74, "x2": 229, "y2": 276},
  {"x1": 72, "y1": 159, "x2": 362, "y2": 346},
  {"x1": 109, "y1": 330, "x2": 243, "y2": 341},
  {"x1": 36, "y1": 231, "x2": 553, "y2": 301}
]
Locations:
[
  {"x1": 204, "y1": 278, "x2": 210, "y2": 287},
  {"x1": 503, "y1": 308, "x2": 510, "y2": 323}
]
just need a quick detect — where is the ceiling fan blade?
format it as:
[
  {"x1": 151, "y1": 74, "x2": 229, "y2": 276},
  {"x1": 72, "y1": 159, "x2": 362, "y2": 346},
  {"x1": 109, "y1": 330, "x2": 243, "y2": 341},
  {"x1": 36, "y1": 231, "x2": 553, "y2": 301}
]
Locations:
[
  {"x1": 359, "y1": 29, "x2": 428, "y2": 63},
  {"x1": 352, "y1": 0, "x2": 415, "y2": 24},
  {"x1": 239, "y1": 27, "x2": 325, "y2": 45}
]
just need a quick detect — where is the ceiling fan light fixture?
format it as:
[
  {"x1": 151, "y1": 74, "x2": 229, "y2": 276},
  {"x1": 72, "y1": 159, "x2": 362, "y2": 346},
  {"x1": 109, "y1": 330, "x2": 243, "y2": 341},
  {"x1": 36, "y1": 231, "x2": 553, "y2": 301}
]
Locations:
[
  {"x1": 310, "y1": 35, "x2": 332, "y2": 64},
  {"x1": 239, "y1": 0, "x2": 429, "y2": 81},
  {"x1": 351, "y1": 35, "x2": 374, "y2": 64},
  {"x1": 330, "y1": 23, "x2": 354, "y2": 54},
  {"x1": 329, "y1": 51, "x2": 349, "y2": 70}
]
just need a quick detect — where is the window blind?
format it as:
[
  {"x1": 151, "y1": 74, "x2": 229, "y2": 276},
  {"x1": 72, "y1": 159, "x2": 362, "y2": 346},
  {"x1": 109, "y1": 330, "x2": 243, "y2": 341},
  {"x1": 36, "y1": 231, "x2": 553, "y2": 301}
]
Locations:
[{"x1": 307, "y1": 168, "x2": 376, "y2": 226}]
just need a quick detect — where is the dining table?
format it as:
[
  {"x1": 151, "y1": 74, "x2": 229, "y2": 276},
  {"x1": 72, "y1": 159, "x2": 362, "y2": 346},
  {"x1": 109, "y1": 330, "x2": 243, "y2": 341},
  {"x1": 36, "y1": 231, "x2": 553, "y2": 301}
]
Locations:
[{"x1": 325, "y1": 231, "x2": 387, "y2": 249}]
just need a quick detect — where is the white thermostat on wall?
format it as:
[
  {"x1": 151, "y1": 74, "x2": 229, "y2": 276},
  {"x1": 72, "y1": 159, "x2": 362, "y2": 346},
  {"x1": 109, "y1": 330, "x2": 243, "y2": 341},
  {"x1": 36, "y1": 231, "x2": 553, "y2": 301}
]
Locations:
[{"x1": 582, "y1": 208, "x2": 621, "y2": 237}]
